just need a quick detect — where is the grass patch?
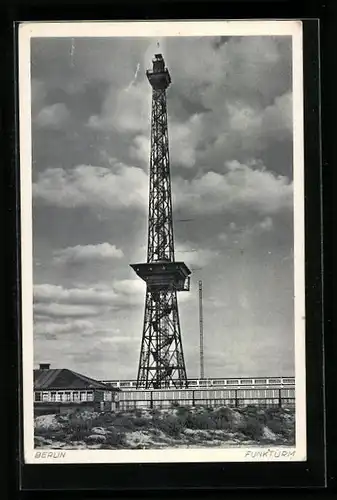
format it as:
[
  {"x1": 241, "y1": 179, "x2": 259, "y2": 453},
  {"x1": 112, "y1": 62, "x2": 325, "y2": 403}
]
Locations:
[{"x1": 35, "y1": 405, "x2": 296, "y2": 448}]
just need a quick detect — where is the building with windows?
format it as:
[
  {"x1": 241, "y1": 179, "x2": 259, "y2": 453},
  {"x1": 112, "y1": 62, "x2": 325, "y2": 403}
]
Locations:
[{"x1": 34, "y1": 364, "x2": 119, "y2": 414}]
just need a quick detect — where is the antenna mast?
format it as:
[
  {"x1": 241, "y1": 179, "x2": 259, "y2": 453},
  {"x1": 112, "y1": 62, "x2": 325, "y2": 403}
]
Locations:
[{"x1": 199, "y1": 279, "x2": 204, "y2": 379}]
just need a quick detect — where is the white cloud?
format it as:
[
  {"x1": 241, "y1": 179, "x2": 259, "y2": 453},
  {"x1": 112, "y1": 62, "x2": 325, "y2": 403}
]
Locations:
[
  {"x1": 173, "y1": 160, "x2": 293, "y2": 215},
  {"x1": 112, "y1": 279, "x2": 145, "y2": 296},
  {"x1": 227, "y1": 101, "x2": 262, "y2": 133},
  {"x1": 33, "y1": 159, "x2": 291, "y2": 218},
  {"x1": 162, "y1": 37, "x2": 293, "y2": 170},
  {"x1": 218, "y1": 216, "x2": 275, "y2": 250},
  {"x1": 169, "y1": 114, "x2": 203, "y2": 168},
  {"x1": 34, "y1": 319, "x2": 94, "y2": 336},
  {"x1": 31, "y1": 79, "x2": 47, "y2": 115},
  {"x1": 258, "y1": 216, "x2": 274, "y2": 232},
  {"x1": 34, "y1": 302, "x2": 101, "y2": 318},
  {"x1": 35, "y1": 102, "x2": 70, "y2": 129},
  {"x1": 261, "y1": 92, "x2": 293, "y2": 140},
  {"x1": 129, "y1": 134, "x2": 150, "y2": 165},
  {"x1": 229, "y1": 91, "x2": 292, "y2": 139},
  {"x1": 207, "y1": 91, "x2": 293, "y2": 161},
  {"x1": 218, "y1": 232, "x2": 228, "y2": 242},
  {"x1": 231, "y1": 216, "x2": 274, "y2": 238},
  {"x1": 130, "y1": 113, "x2": 203, "y2": 169},
  {"x1": 53, "y1": 242, "x2": 124, "y2": 265},
  {"x1": 88, "y1": 81, "x2": 151, "y2": 134},
  {"x1": 34, "y1": 283, "x2": 117, "y2": 305},
  {"x1": 33, "y1": 162, "x2": 148, "y2": 211},
  {"x1": 33, "y1": 280, "x2": 145, "y2": 320},
  {"x1": 175, "y1": 242, "x2": 219, "y2": 268},
  {"x1": 166, "y1": 36, "x2": 291, "y2": 113}
]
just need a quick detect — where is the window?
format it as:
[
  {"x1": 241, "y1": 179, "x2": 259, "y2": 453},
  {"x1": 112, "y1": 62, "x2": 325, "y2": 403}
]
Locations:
[
  {"x1": 87, "y1": 392, "x2": 94, "y2": 402},
  {"x1": 254, "y1": 379, "x2": 267, "y2": 384},
  {"x1": 65, "y1": 392, "x2": 71, "y2": 401},
  {"x1": 213, "y1": 380, "x2": 225, "y2": 386},
  {"x1": 50, "y1": 392, "x2": 57, "y2": 402},
  {"x1": 35, "y1": 392, "x2": 41, "y2": 402},
  {"x1": 104, "y1": 391, "x2": 112, "y2": 401},
  {"x1": 80, "y1": 391, "x2": 87, "y2": 401},
  {"x1": 240, "y1": 379, "x2": 253, "y2": 384},
  {"x1": 56, "y1": 392, "x2": 62, "y2": 402},
  {"x1": 282, "y1": 378, "x2": 295, "y2": 384},
  {"x1": 226, "y1": 379, "x2": 239, "y2": 385},
  {"x1": 73, "y1": 391, "x2": 80, "y2": 401},
  {"x1": 42, "y1": 392, "x2": 49, "y2": 402},
  {"x1": 106, "y1": 381, "x2": 118, "y2": 387},
  {"x1": 268, "y1": 378, "x2": 281, "y2": 384}
]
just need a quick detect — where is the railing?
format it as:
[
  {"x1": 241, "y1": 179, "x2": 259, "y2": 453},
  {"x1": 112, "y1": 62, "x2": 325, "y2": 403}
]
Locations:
[
  {"x1": 103, "y1": 377, "x2": 296, "y2": 390},
  {"x1": 115, "y1": 388, "x2": 295, "y2": 410},
  {"x1": 116, "y1": 396, "x2": 295, "y2": 411}
]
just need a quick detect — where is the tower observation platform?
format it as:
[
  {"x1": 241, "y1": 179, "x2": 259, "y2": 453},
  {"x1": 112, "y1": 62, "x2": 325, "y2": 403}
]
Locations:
[
  {"x1": 130, "y1": 54, "x2": 191, "y2": 390},
  {"x1": 130, "y1": 261, "x2": 190, "y2": 292}
]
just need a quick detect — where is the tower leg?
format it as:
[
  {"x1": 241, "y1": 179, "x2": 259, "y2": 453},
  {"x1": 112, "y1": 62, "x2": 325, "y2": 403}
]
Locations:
[{"x1": 136, "y1": 287, "x2": 188, "y2": 389}]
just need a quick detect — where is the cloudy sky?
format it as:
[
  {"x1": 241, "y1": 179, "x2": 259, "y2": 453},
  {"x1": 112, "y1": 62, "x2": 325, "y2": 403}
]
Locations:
[{"x1": 31, "y1": 34, "x2": 295, "y2": 381}]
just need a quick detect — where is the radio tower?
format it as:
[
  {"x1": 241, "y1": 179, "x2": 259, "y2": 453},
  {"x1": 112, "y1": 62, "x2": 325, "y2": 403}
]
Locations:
[{"x1": 130, "y1": 54, "x2": 191, "y2": 389}]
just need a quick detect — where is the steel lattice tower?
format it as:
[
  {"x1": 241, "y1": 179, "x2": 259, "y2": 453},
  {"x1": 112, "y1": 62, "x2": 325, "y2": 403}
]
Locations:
[{"x1": 130, "y1": 54, "x2": 191, "y2": 389}]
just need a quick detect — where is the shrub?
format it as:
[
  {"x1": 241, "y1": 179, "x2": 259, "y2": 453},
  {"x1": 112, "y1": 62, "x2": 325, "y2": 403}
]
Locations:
[
  {"x1": 133, "y1": 417, "x2": 150, "y2": 428},
  {"x1": 176, "y1": 406, "x2": 189, "y2": 417},
  {"x1": 154, "y1": 415, "x2": 184, "y2": 437},
  {"x1": 287, "y1": 428, "x2": 295, "y2": 445},
  {"x1": 212, "y1": 407, "x2": 235, "y2": 430},
  {"x1": 265, "y1": 417, "x2": 284, "y2": 435},
  {"x1": 114, "y1": 416, "x2": 136, "y2": 431},
  {"x1": 34, "y1": 437, "x2": 44, "y2": 447},
  {"x1": 35, "y1": 426, "x2": 53, "y2": 436},
  {"x1": 48, "y1": 429, "x2": 68, "y2": 440},
  {"x1": 69, "y1": 428, "x2": 91, "y2": 441},
  {"x1": 100, "y1": 412, "x2": 116, "y2": 424},
  {"x1": 182, "y1": 412, "x2": 215, "y2": 430},
  {"x1": 239, "y1": 417, "x2": 264, "y2": 440},
  {"x1": 104, "y1": 429, "x2": 126, "y2": 448},
  {"x1": 68, "y1": 417, "x2": 93, "y2": 433}
]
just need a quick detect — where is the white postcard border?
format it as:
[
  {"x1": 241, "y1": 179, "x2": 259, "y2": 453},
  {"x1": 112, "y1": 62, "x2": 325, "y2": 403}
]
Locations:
[{"x1": 18, "y1": 20, "x2": 306, "y2": 465}]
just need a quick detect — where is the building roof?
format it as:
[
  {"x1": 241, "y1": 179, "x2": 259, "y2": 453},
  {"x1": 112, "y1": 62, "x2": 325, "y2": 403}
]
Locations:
[{"x1": 34, "y1": 368, "x2": 115, "y2": 391}]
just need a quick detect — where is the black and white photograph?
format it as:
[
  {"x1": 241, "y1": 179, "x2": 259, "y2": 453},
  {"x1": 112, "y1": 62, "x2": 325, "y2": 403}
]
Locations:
[{"x1": 19, "y1": 20, "x2": 306, "y2": 464}]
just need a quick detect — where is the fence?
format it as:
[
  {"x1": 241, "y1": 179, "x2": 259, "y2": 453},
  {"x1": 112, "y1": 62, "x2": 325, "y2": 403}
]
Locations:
[{"x1": 116, "y1": 388, "x2": 295, "y2": 411}]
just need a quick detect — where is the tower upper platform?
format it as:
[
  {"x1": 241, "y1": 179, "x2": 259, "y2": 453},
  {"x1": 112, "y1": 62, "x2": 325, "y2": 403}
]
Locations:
[
  {"x1": 146, "y1": 54, "x2": 171, "y2": 90},
  {"x1": 130, "y1": 261, "x2": 191, "y2": 292}
]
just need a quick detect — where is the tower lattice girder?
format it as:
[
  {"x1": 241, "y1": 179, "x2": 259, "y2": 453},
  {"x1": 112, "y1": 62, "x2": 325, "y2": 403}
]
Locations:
[
  {"x1": 148, "y1": 86, "x2": 174, "y2": 263},
  {"x1": 130, "y1": 54, "x2": 191, "y2": 389}
]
